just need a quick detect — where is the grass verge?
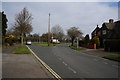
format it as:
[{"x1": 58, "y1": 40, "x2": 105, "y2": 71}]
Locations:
[
  {"x1": 69, "y1": 46, "x2": 84, "y2": 51},
  {"x1": 13, "y1": 46, "x2": 31, "y2": 54},
  {"x1": 39, "y1": 42, "x2": 64, "y2": 47},
  {"x1": 103, "y1": 55, "x2": 120, "y2": 62}
]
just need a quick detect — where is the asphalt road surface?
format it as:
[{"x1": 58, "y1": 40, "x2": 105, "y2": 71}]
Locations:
[{"x1": 28, "y1": 43, "x2": 119, "y2": 78}]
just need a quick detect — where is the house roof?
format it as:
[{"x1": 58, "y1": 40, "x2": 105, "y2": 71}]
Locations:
[
  {"x1": 115, "y1": 20, "x2": 120, "y2": 23},
  {"x1": 107, "y1": 20, "x2": 120, "y2": 39},
  {"x1": 104, "y1": 23, "x2": 115, "y2": 30},
  {"x1": 91, "y1": 26, "x2": 100, "y2": 34}
]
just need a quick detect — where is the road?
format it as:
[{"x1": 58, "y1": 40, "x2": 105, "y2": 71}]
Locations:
[{"x1": 28, "y1": 43, "x2": 119, "y2": 78}]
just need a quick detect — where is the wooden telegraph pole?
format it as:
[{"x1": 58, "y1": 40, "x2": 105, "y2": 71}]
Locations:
[{"x1": 48, "y1": 13, "x2": 50, "y2": 46}]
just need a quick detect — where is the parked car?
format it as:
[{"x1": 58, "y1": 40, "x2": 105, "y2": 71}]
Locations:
[
  {"x1": 52, "y1": 39, "x2": 60, "y2": 43},
  {"x1": 26, "y1": 40, "x2": 32, "y2": 45}
]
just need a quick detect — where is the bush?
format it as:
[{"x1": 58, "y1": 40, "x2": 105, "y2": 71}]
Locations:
[
  {"x1": 5, "y1": 35, "x2": 20, "y2": 46},
  {"x1": 79, "y1": 40, "x2": 94, "y2": 49},
  {"x1": 93, "y1": 36, "x2": 100, "y2": 48}
]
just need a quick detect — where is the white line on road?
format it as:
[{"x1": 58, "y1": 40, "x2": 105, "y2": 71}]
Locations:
[
  {"x1": 93, "y1": 59, "x2": 98, "y2": 61},
  {"x1": 112, "y1": 65, "x2": 118, "y2": 68},
  {"x1": 68, "y1": 67, "x2": 77, "y2": 74},
  {"x1": 103, "y1": 59, "x2": 108, "y2": 61},
  {"x1": 62, "y1": 62, "x2": 67, "y2": 66},
  {"x1": 103, "y1": 62, "x2": 108, "y2": 64}
]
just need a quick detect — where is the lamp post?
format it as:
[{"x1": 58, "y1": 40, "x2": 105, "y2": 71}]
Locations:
[{"x1": 48, "y1": 13, "x2": 50, "y2": 46}]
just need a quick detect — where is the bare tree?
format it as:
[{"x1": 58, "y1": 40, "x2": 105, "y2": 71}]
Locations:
[
  {"x1": 13, "y1": 7, "x2": 33, "y2": 45},
  {"x1": 67, "y1": 27, "x2": 83, "y2": 46},
  {"x1": 51, "y1": 24, "x2": 64, "y2": 41},
  {"x1": 40, "y1": 33, "x2": 52, "y2": 42}
]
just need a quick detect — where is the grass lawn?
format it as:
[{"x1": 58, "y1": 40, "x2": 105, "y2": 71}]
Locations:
[
  {"x1": 103, "y1": 55, "x2": 120, "y2": 62},
  {"x1": 13, "y1": 46, "x2": 31, "y2": 54},
  {"x1": 32, "y1": 42, "x2": 40, "y2": 43},
  {"x1": 39, "y1": 42, "x2": 63, "y2": 47},
  {"x1": 69, "y1": 46, "x2": 84, "y2": 51}
]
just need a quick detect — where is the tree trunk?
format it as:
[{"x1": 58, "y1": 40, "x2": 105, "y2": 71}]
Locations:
[
  {"x1": 71, "y1": 38, "x2": 74, "y2": 46},
  {"x1": 21, "y1": 33, "x2": 24, "y2": 45}
]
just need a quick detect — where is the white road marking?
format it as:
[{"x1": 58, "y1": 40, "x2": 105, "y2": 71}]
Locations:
[
  {"x1": 103, "y1": 62, "x2": 108, "y2": 64},
  {"x1": 112, "y1": 65, "x2": 118, "y2": 68},
  {"x1": 93, "y1": 59, "x2": 98, "y2": 61},
  {"x1": 68, "y1": 67, "x2": 77, "y2": 74},
  {"x1": 103, "y1": 59, "x2": 108, "y2": 61},
  {"x1": 62, "y1": 62, "x2": 67, "y2": 66}
]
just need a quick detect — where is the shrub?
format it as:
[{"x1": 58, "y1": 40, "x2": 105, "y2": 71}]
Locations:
[{"x1": 93, "y1": 36, "x2": 100, "y2": 48}]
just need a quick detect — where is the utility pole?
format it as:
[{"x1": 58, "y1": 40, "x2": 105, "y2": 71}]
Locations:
[{"x1": 48, "y1": 13, "x2": 50, "y2": 46}]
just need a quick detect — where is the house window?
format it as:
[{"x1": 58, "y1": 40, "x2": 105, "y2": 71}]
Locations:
[{"x1": 102, "y1": 30, "x2": 106, "y2": 35}]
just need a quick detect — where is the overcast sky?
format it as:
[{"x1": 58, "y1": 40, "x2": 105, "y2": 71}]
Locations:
[{"x1": 2, "y1": 2, "x2": 118, "y2": 37}]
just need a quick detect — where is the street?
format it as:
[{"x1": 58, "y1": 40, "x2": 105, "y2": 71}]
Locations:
[{"x1": 28, "y1": 43, "x2": 119, "y2": 78}]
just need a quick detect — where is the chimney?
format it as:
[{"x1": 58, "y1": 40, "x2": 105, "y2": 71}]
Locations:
[{"x1": 109, "y1": 19, "x2": 114, "y2": 23}]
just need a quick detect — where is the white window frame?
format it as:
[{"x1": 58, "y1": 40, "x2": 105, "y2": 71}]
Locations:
[{"x1": 102, "y1": 30, "x2": 106, "y2": 35}]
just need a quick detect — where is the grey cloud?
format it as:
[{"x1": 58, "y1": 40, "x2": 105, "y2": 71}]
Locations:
[{"x1": 2, "y1": 2, "x2": 118, "y2": 37}]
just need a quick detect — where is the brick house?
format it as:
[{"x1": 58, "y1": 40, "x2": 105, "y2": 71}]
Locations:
[
  {"x1": 104, "y1": 20, "x2": 120, "y2": 52},
  {"x1": 91, "y1": 25, "x2": 100, "y2": 39},
  {"x1": 91, "y1": 19, "x2": 116, "y2": 48}
]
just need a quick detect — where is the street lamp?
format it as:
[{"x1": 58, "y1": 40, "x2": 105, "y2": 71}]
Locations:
[{"x1": 48, "y1": 13, "x2": 50, "y2": 46}]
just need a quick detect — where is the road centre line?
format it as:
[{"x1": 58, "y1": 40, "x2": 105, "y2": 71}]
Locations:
[
  {"x1": 112, "y1": 65, "x2": 118, "y2": 68},
  {"x1": 68, "y1": 67, "x2": 77, "y2": 74},
  {"x1": 93, "y1": 59, "x2": 98, "y2": 61},
  {"x1": 26, "y1": 45, "x2": 63, "y2": 80},
  {"x1": 62, "y1": 61, "x2": 67, "y2": 66},
  {"x1": 103, "y1": 58, "x2": 108, "y2": 61},
  {"x1": 103, "y1": 62, "x2": 108, "y2": 64}
]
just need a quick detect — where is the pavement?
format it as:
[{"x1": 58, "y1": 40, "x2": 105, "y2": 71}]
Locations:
[
  {"x1": 80, "y1": 48, "x2": 120, "y2": 57},
  {"x1": 2, "y1": 45, "x2": 54, "y2": 78}
]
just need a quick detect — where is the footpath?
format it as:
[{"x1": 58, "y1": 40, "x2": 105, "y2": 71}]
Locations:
[
  {"x1": 80, "y1": 48, "x2": 120, "y2": 57},
  {"x1": 2, "y1": 45, "x2": 54, "y2": 79}
]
